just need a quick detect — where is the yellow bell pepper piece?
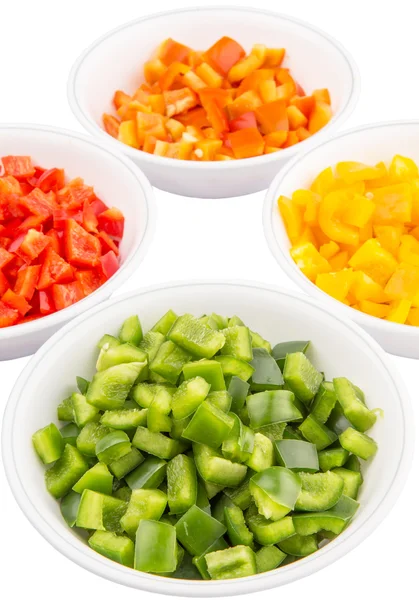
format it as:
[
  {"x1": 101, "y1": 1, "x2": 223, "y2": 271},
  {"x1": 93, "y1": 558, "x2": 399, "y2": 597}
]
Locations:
[
  {"x1": 398, "y1": 235, "x2": 419, "y2": 267},
  {"x1": 386, "y1": 299, "x2": 412, "y2": 324},
  {"x1": 341, "y1": 193, "x2": 375, "y2": 228},
  {"x1": 407, "y1": 307, "x2": 419, "y2": 326},
  {"x1": 318, "y1": 190, "x2": 359, "y2": 245},
  {"x1": 298, "y1": 227, "x2": 318, "y2": 247},
  {"x1": 373, "y1": 225, "x2": 403, "y2": 256},
  {"x1": 118, "y1": 120, "x2": 139, "y2": 148},
  {"x1": 371, "y1": 183, "x2": 412, "y2": 224},
  {"x1": 358, "y1": 300, "x2": 392, "y2": 319},
  {"x1": 409, "y1": 179, "x2": 419, "y2": 225},
  {"x1": 364, "y1": 162, "x2": 391, "y2": 189},
  {"x1": 384, "y1": 262, "x2": 419, "y2": 300},
  {"x1": 290, "y1": 242, "x2": 331, "y2": 282},
  {"x1": 328, "y1": 250, "x2": 349, "y2": 271},
  {"x1": 351, "y1": 271, "x2": 388, "y2": 303},
  {"x1": 278, "y1": 196, "x2": 303, "y2": 243},
  {"x1": 336, "y1": 161, "x2": 386, "y2": 184},
  {"x1": 319, "y1": 240, "x2": 340, "y2": 260},
  {"x1": 389, "y1": 154, "x2": 419, "y2": 183},
  {"x1": 348, "y1": 239, "x2": 398, "y2": 286},
  {"x1": 316, "y1": 269, "x2": 354, "y2": 301},
  {"x1": 359, "y1": 222, "x2": 373, "y2": 243},
  {"x1": 310, "y1": 167, "x2": 337, "y2": 196}
]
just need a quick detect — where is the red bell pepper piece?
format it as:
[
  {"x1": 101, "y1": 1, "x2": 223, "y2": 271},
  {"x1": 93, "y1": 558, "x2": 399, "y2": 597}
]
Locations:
[
  {"x1": 97, "y1": 231, "x2": 119, "y2": 256},
  {"x1": 0, "y1": 300, "x2": 19, "y2": 327},
  {"x1": 0, "y1": 248, "x2": 13, "y2": 270},
  {"x1": 15, "y1": 215, "x2": 46, "y2": 236},
  {"x1": 2, "y1": 288, "x2": 31, "y2": 316},
  {"x1": 37, "y1": 248, "x2": 74, "y2": 290},
  {"x1": 19, "y1": 187, "x2": 57, "y2": 218},
  {"x1": 97, "y1": 208, "x2": 124, "y2": 240},
  {"x1": 89, "y1": 198, "x2": 108, "y2": 217},
  {"x1": 64, "y1": 218, "x2": 101, "y2": 267},
  {"x1": 2, "y1": 156, "x2": 35, "y2": 180},
  {"x1": 99, "y1": 250, "x2": 119, "y2": 279},
  {"x1": 13, "y1": 229, "x2": 51, "y2": 263},
  {"x1": 52, "y1": 281, "x2": 84, "y2": 310},
  {"x1": 37, "y1": 168, "x2": 65, "y2": 193},
  {"x1": 0, "y1": 270, "x2": 9, "y2": 296},
  {"x1": 39, "y1": 289, "x2": 55, "y2": 315},
  {"x1": 75, "y1": 270, "x2": 105, "y2": 296},
  {"x1": 229, "y1": 111, "x2": 258, "y2": 132},
  {"x1": 45, "y1": 229, "x2": 62, "y2": 254},
  {"x1": 204, "y1": 37, "x2": 245, "y2": 76},
  {"x1": 82, "y1": 200, "x2": 98, "y2": 233}
]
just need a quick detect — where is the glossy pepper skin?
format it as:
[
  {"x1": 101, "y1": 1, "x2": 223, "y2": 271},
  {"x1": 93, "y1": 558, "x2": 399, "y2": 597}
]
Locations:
[{"x1": 134, "y1": 520, "x2": 177, "y2": 573}]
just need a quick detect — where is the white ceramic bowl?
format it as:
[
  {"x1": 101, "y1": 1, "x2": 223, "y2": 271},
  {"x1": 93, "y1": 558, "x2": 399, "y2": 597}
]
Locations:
[
  {"x1": 0, "y1": 124, "x2": 155, "y2": 360},
  {"x1": 263, "y1": 120, "x2": 419, "y2": 359},
  {"x1": 2, "y1": 281, "x2": 413, "y2": 596},
  {"x1": 68, "y1": 6, "x2": 359, "y2": 199}
]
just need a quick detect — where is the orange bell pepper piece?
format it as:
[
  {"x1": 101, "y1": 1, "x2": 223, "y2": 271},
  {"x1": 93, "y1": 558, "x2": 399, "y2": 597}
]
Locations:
[
  {"x1": 195, "y1": 62, "x2": 223, "y2": 88},
  {"x1": 283, "y1": 131, "x2": 299, "y2": 148},
  {"x1": 263, "y1": 131, "x2": 288, "y2": 148},
  {"x1": 263, "y1": 48, "x2": 286, "y2": 68},
  {"x1": 259, "y1": 80, "x2": 277, "y2": 104},
  {"x1": 177, "y1": 107, "x2": 210, "y2": 128},
  {"x1": 158, "y1": 38, "x2": 192, "y2": 66},
  {"x1": 229, "y1": 112, "x2": 257, "y2": 132},
  {"x1": 113, "y1": 90, "x2": 131, "y2": 110},
  {"x1": 163, "y1": 88, "x2": 198, "y2": 117},
  {"x1": 290, "y1": 242, "x2": 331, "y2": 282},
  {"x1": 159, "y1": 62, "x2": 190, "y2": 91},
  {"x1": 136, "y1": 112, "x2": 167, "y2": 142},
  {"x1": 371, "y1": 183, "x2": 412, "y2": 224},
  {"x1": 318, "y1": 190, "x2": 360, "y2": 245},
  {"x1": 199, "y1": 88, "x2": 230, "y2": 134},
  {"x1": 117, "y1": 121, "x2": 139, "y2": 149},
  {"x1": 182, "y1": 70, "x2": 207, "y2": 92},
  {"x1": 142, "y1": 135, "x2": 157, "y2": 154},
  {"x1": 194, "y1": 140, "x2": 223, "y2": 161},
  {"x1": 165, "y1": 141, "x2": 194, "y2": 160},
  {"x1": 236, "y1": 69, "x2": 275, "y2": 96},
  {"x1": 144, "y1": 59, "x2": 167, "y2": 84},
  {"x1": 313, "y1": 89, "x2": 331, "y2": 105},
  {"x1": 286, "y1": 106, "x2": 308, "y2": 130},
  {"x1": 255, "y1": 100, "x2": 289, "y2": 134},
  {"x1": 296, "y1": 127, "x2": 311, "y2": 142},
  {"x1": 165, "y1": 118, "x2": 185, "y2": 141},
  {"x1": 290, "y1": 95, "x2": 315, "y2": 118},
  {"x1": 102, "y1": 114, "x2": 120, "y2": 138},
  {"x1": 308, "y1": 101, "x2": 332, "y2": 134},
  {"x1": 227, "y1": 127, "x2": 264, "y2": 159},
  {"x1": 349, "y1": 239, "x2": 398, "y2": 286},
  {"x1": 204, "y1": 36, "x2": 245, "y2": 76},
  {"x1": 227, "y1": 91, "x2": 262, "y2": 120},
  {"x1": 316, "y1": 269, "x2": 354, "y2": 302},
  {"x1": 228, "y1": 45, "x2": 266, "y2": 83}
]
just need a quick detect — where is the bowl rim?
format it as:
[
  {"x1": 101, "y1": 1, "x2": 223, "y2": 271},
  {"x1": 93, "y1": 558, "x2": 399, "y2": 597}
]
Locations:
[
  {"x1": 67, "y1": 4, "x2": 360, "y2": 171},
  {"x1": 0, "y1": 122, "x2": 156, "y2": 341},
  {"x1": 263, "y1": 119, "x2": 419, "y2": 346},
  {"x1": 2, "y1": 279, "x2": 414, "y2": 597}
]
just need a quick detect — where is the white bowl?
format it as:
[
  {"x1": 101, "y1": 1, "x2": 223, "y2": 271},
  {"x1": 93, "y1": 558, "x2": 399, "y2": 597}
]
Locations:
[
  {"x1": 68, "y1": 6, "x2": 359, "y2": 199},
  {"x1": 263, "y1": 120, "x2": 419, "y2": 359},
  {"x1": 2, "y1": 281, "x2": 413, "y2": 596},
  {"x1": 0, "y1": 124, "x2": 155, "y2": 360}
]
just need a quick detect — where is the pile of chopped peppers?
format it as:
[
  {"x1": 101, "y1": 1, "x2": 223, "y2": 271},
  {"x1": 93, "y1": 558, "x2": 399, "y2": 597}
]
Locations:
[
  {"x1": 33, "y1": 311, "x2": 378, "y2": 579},
  {"x1": 0, "y1": 155, "x2": 124, "y2": 327},
  {"x1": 278, "y1": 155, "x2": 419, "y2": 325},
  {"x1": 102, "y1": 37, "x2": 332, "y2": 161}
]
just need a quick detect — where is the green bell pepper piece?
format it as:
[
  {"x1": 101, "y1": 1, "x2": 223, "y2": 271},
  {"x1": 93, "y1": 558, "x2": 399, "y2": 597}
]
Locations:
[
  {"x1": 96, "y1": 343, "x2": 147, "y2": 372},
  {"x1": 170, "y1": 416, "x2": 191, "y2": 440},
  {"x1": 151, "y1": 309, "x2": 178, "y2": 335},
  {"x1": 224, "y1": 505, "x2": 254, "y2": 547},
  {"x1": 332, "y1": 467, "x2": 363, "y2": 500},
  {"x1": 76, "y1": 376, "x2": 90, "y2": 395},
  {"x1": 255, "y1": 546, "x2": 287, "y2": 573},
  {"x1": 45, "y1": 444, "x2": 89, "y2": 499},
  {"x1": 250, "y1": 330, "x2": 272, "y2": 353},
  {"x1": 60, "y1": 423, "x2": 80, "y2": 447},
  {"x1": 138, "y1": 330, "x2": 165, "y2": 363},
  {"x1": 57, "y1": 395, "x2": 74, "y2": 421},
  {"x1": 228, "y1": 376, "x2": 250, "y2": 414},
  {"x1": 76, "y1": 489, "x2": 127, "y2": 532},
  {"x1": 272, "y1": 341, "x2": 310, "y2": 371},
  {"x1": 212, "y1": 493, "x2": 236, "y2": 525},
  {"x1": 283, "y1": 352, "x2": 323, "y2": 403},
  {"x1": 278, "y1": 533, "x2": 318, "y2": 556},
  {"x1": 149, "y1": 341, "x2": 192, "y2": 384},
  {"x1": 87, "y1": 363, "x2": 144, "y2": 410},
  {"x1": 256, "y1": 422, "x2": 287, "y2": 442},
  {"x1": 72, "y1": 392, "x2": 100, "y2": 428},
  {"x1": 147, "y1": 387, "x2": 172, "y2": 433},
  {"x1": 182, "y1": 401, "x2": 234, "y2": 448},
  {"x1": 247, "y1": 390, "x2": 302, "y2": 429},
  {"x1": 119, "y1": 315, "x2": 143, "y2": 346},
  {"x1": 202, "y1": 478, "x2": 225, "y2": 499},
  {"x1": 193, "y1": 538, "x2": 229, "y2": 579},
  {"x1": 60, "y1": 490, "x2": 81, "y2": 527},
  {"x1": 247, "y1": 512, "x2": 295, "y2": 545},
  {"x1": 135, "y1": 520, "x2": 177, "y2": 573},
  {"x1": 205, "y1": 545, "x2": 257, "y2": 579},
  {"x1": 100, "y1": 408, "x2": 147, "y2": 430},
  {"x1": 109, "y1": 447, "x2": 144, "y2": 479},
  {"x1": 167, "y1": 454, "x2": 197, "y2": 514},
  {"x1": 95, "y1": 431, "x2": 131, "y2": 464},
  {"x1": 283, "y1": 426, "x2": 303, "y2": 440},
  {"x1": 333, "y1": 377, "x2": 377, "y2": 432},
  {"x1": 214, "y1": 355, "x2": 254, "y2": 382},
  {"x1": 125, "y1": 456, "x2": 167, "y2": 489},
  {"x1": 168, "y1": 314, "x2": 226, "y2": 358},
  {"x1": 310, "y1": 381, "x2": 337, "y2": 423},
  {"x1": 224, "y1": 471, "x2": 253, "y2": 510},
  {"x1": 220, "y1": 326, "x2": 253, "y2": 362},
  {"x1": 73, "y1": 462, "x2": 113, "y2": 495},
  {"x1": 97, "y1": 333, "x2": 120, "y2": 350},
  {"x1": 318, "y1": 447, "x2": 349, "y2": 472},
  {"x1": 32, "y1": 423, "x2": 64, "y2": 464},
  {"x1": 76, "y1": 422, "x2": 110, "y2": 457},
  {"x1": 345, "y1": 454, "x2": 363, "y2": 474},
  {"x1": 120, "y1": 488, "x2": 167, "y2": 537},
  {"x1": 274, "y1": 439, "x2": 319, "y2": 473},
  {"x1": 250, "y1": 348, "x2": 284, "y2": 391},
  {"x1": 222, "y1": 413, "x2": 254, "y2": 463},
  {"x1": 133, "y1": 426, "x2": 188, "y2": 459},
  {"x1": 168, "y1": 552, "x2": 202, "y2": 580},
  {"x1": 196, "y1": 481, "x2": 211, "y2": 514},
  {"x1": 250, "y1": 467, "x2": 301, "y2": 521},
  {"x1": 245, "y1": 432, "x2": 274, "y2": 472},
  {"x1": 194, "y1": 443, "x2": 248, "y2": 487},
  {"x1": 339, "y1": 428, "x2": 378, "y2": 460},
  {"x1": 171, "y1": 376, "x2": 211, "y2": 420},
  {"x1": 131, "y1": 383, "x2": 175, "y2": 409},
  {"x1": 89, "y1": 530, "x2": 134, "y2": 568},
  {"x1": 114, "y1": 486, "x2": 132, "y2": 502},
  {"x1": 327, "y1": 403, "x2": 352, "y2": 435},
  {"x1": 207, "y1": 391, "x2": 232, "y2": 413},
  {"x1": 183, "y1": 359, "x2": 226, "y2": 391},
  {"x1": 299, "y1": 414, "x2": 338, "y2": 450},
  {"x1": 293, "y1": 494, "x2": 359, "y2": 536},
  {"x1": 295, "y1": 471, "x2": 344, "y2": 511},
  {"x1": 176, "y1": 505, "x2": 226, "y2": 555}
]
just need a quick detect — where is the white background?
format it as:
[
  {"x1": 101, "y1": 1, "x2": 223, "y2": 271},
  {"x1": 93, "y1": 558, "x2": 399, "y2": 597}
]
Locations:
[{"x1": 0, "y1": 0, "x2": 416, "y2": 598}]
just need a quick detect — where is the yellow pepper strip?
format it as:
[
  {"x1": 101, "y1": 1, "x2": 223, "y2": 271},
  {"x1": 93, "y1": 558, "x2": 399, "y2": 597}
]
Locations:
[
  {"x1": 398, "y1": 235, "x2": 419, "y2": 267},
  {"x1": 371, "y1": 183, "x2": 412, "y2": 224},
  {"x1": 278, "y1": 196, "x2": 303, "y2": 243},
  {"x1": 341, "y1": 194, "x2": 375, "y2": 228},
  {"x1": 316, "y1": 269, "x2": 354, "y2": 302},
  {"x1": 336, "y1": 161, "x2": 387, "y2": 184},
  {"x1": 318, "y1": 190, "x2": 360, "y2": 245},
  {"x1": 389, "y1": 154, "x2": 419, "y2": 183},
  {"x1": 328, "y1": 251, "x2": 349, "y2": 271},
  {"x1": 319, "y1": 240, "x2": 340, "y2": 260},
  {"x1": 386, "y1": 299, "x2": 412, "y2": 324},
  {"x1": 373, "y1": 225, "x2": 403, "y2": 256},
  {"x1": 290, "y1": 242, "x2": 331, "y2": 282},
  {"x1": 407, "y1": 307, "x2": 419, "y2": 326},
  {"x1": 348, "y1": 239, "x2": 398, "y2": 287},
  {"x1": 384, "y1": 263, "x2": 419, "y2": 300},
  {"x1": 351, "y1": 271, "x2": 388, "y2": 303},
  {"x1": 358, "y1": 300, "x2": 392, "y2": 319}
]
